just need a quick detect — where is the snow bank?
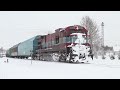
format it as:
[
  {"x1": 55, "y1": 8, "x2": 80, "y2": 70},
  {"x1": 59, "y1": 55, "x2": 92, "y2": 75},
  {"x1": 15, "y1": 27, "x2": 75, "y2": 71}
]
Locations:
[{"x1": 1, "y1": 57, "x2": 120, "y2": 79}]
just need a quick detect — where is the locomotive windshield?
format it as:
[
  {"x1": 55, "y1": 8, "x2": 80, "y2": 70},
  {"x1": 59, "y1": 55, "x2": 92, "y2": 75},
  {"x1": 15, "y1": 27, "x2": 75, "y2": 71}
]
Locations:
[
  {"x1": 68, "y1": 33, "x2": 87, "y2": 44},
  {"x1": 66, "y1": 34, "x2": 87, "y2": 44},
  {"x1": 71, "y1": 35, "x2": 78, "y2": 43},
  {"x1": 66, "y1": 35, "x2": 77, "y2": 43}
]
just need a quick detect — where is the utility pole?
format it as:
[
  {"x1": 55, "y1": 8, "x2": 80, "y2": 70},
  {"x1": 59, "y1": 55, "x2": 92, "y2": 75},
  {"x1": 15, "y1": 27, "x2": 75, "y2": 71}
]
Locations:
[
  {"x1": 101, "y1": 22, "x2": 104, "y2": 47},
  {"x1": 101, "y1": 22, "x2": 105, "y2": 59}
]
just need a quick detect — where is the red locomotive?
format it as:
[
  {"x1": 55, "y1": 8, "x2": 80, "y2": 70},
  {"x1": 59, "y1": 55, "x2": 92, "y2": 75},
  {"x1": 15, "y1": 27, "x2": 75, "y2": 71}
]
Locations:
[{"x1": 36, "y1": 25, "x2": 90, "y2": 63}]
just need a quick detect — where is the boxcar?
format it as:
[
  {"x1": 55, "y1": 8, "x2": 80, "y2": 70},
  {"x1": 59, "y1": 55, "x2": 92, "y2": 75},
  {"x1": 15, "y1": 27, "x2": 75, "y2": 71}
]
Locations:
[
  {"x1": 17, "y1": 35, "x2": 40, "y2": 59},
  {"x1": 6, "y1": 43, "x2": 20, "y2": 58}
]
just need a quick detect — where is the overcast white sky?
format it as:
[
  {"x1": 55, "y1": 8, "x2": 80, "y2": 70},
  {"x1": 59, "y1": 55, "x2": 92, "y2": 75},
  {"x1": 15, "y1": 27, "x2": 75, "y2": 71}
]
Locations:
[{"x1": 0, "y1": 11, "x2": 120, "y2": 49}]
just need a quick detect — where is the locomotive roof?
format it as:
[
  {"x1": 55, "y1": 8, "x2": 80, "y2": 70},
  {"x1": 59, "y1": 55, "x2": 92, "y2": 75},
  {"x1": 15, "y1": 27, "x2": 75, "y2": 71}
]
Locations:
[
  {"x1": 54, "y1": 25, "x2": 87, "y2": 33},
  {"x1": 65, "y1": 25, "x2": 84, "y2": 29}
]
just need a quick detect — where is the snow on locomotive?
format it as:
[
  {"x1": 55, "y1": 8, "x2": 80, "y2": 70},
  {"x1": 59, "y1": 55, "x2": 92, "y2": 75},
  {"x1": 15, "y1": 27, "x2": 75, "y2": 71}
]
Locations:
[{"x1": 36, "y1": 25, "x2": 91, "y2": 63}]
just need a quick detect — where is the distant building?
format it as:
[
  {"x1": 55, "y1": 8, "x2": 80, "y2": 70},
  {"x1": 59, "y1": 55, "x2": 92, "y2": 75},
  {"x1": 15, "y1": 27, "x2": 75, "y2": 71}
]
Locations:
[
  {"x1": 0, "y1": 48, "x2": 6, "y2": 57},
  {"x1": 113, "y1": 45, "x2": 120, "y2": 55}
]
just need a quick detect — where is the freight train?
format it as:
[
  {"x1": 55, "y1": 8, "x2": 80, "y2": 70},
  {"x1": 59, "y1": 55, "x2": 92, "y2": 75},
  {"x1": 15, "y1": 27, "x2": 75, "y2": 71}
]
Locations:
[{"x1": 6, "y1": 25, "x2": 91, "y2": 63}]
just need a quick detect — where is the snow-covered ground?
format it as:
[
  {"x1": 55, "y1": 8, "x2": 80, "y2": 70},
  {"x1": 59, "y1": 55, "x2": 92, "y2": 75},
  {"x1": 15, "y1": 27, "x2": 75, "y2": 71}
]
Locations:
[{"x1": 1, "y1": 57, "x2": 120, "y2": 79}]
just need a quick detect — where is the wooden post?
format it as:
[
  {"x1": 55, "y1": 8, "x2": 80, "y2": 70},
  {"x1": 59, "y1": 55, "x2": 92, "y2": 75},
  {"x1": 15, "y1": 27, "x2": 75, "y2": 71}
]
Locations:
[{"x1": 30, "y1": 50, "x2": 32, "y2": 65}]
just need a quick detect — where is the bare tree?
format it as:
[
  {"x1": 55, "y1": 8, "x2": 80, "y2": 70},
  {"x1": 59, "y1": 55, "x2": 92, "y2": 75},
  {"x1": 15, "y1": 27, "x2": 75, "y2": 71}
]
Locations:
[{"x1": 80, "y1": 16, "x2": 101, "y2": 58}]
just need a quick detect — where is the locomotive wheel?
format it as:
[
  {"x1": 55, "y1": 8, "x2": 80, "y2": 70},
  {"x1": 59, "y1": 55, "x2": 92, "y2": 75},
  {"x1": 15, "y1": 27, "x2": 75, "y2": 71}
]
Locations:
[
  {"x1": 69, "y1": 60, "x2": 72, "y2": 63},
  {"x1": 70, "y1": 59, "x2": 74, "y2": 63},
  {"x1": 76, "y1": 60, "x2": 79, "y2": 63}
]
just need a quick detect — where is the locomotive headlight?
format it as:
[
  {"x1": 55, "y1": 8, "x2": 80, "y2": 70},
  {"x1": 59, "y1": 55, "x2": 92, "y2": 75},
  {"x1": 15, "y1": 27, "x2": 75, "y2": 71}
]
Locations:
[{"x1": 72, "y1": 56, "x2": 75, "y2": 59}]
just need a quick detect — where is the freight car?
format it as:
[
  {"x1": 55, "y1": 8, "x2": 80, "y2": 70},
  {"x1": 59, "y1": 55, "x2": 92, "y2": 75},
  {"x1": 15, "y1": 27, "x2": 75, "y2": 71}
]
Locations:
[
  {"x1": 36, "y1": 25, "x2": 91, "y2": 63},
  {"x1": 17, "y1": 35, "x2": 41, "y2": 59},
  {"x1": 6, "y1": 35, "x2": 41, "y2": 59},
  {"x1": 6, "y1": 43, "x2": 20, "y2": 58}
]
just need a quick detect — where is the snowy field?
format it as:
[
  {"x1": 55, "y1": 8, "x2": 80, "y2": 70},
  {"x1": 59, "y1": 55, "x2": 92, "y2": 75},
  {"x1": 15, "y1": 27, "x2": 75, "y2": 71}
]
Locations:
[{"x1": 1, "y1": 57, "x2": 120, "y2": 79}]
